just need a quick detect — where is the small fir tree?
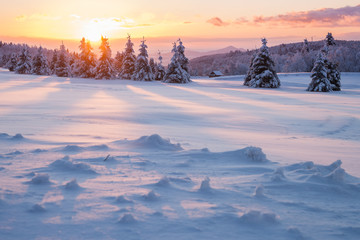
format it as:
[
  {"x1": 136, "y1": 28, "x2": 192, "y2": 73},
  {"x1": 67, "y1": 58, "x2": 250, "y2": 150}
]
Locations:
[
  {"x1": 73, "y1": 38, "x2": 96, "y2": 78},
  {"x1": 149, "y1": 58, "x2": 156, "y2": 75},
  {"x1": 163, "y1": 41, "x2": 191, "y2": 84},
  {"x1": 244, "y1": 38, "x2": 280, "y2": 88},
  {"x1": 133, "y1": 38, "x2": 154, "y2": 81},
  {"x1": 50, "y1": 50, "x2": 58, "y2": 74},
  {"x1": 120, "y1": 35, "x2": 136, "y2": 79},
  {"x1": 326, "y1": 60, "x2": 341, "y2": 91},
  {"x1": 307, "y1": 52, "x2": 331, "y2": 92},
  {"x1": 177, "y1": 38, "x2": 190, "y2": 74},
  {"x1": 55, "y1": 43, "x2": 71, "y2": 77},
  {"x1": 155, "y1": 51, "x2": 166, "y2": 81},
  {"x1": 32, "y1": 46, "x2": 50, "y2": 75},
  {"x1": 302, "y1": 38, "x2": 310, "y2": 53},
  {"x1": 15, "y1": 47, "x2": 32, "y2": 74},
  {"x1": 6, "y1": 53, "x2": 18, "y2": 72},
  {"x1": 94, "y1": 36, "x2": 115, "y2": 80}
]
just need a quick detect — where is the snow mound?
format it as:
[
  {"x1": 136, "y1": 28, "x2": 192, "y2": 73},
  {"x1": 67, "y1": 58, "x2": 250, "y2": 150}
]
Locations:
[
  {"x1": 271, "y1": 168, "x2": 286, "y2": 181},
  {"x1": 143, "y1": 190, "x2": 159, "y2": 201},
  {"x1": 219, "y1": 147, "x2": 268, "y2": 163},
  {"x1": 31, "y1": 149, "x2": 47, "y2": 153},
  {"x1": 29, "y1": 203, "x2": 46, "y2": 213},
  {"x1": 253, "y1": 184, "x2": 265, "y2": 197},
  {"x1": 49, "y1": 156, "x2": 96, "y2": 173},
  {"x1": 325, "y1": 166, "x2": 345, "y2": 182},
  {"x1": 29, "y1": 173, "x2": 51, "y2": 184},
  {"x1": 64, "y1": 179, "x2": 81, "y2": 190},
  {"x1": 239, "y1": 210, "x2": 279, "y2": 225},
  {"x1": 12, "y1": 134, "x2": 25, "y2": 140},
  {"x1": 115, "y1": 195, "x2": 133, "y2": 204},
  {"x1": 199, "y1": 177, "x2": 212, "y2": 193},
  {"x1": 131, "y1": 134, "x2": 183, "y2": 151},
  {"x1": 118, "y1": 213, "x2": 137, "y2": 224},
  {"x1": 155, "y1": 176, "x2": 171, "y2": 187},
  {"x1": 306, "y1": 160, "x2": 348, "y2": 183},
  {"x1": 0, "y1": 133, "x2": 25, "y2": 141},
  {"x1": 60, "y1": 145, "x2": 84, "y2": 153},
  {"x1": 6, "y1": 150, "x2": 23, "y2": 156},
  {"x1": 86, "y1": 144, "x2": 109, "y2": 151}
]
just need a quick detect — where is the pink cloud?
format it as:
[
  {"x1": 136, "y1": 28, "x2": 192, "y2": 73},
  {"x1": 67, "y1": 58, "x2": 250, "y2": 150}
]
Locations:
[{"x1": 206, "y1": 17, "x2": 229, "y2": 27}]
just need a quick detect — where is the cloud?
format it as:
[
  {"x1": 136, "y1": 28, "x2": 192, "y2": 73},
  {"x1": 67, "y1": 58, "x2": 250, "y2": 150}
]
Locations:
[
  {"x1": 240, "y1": 5, "x2": 360, "y2": 27},
  {"x1": 206, "y1": 17, "x2": 229, "y2": 27},
  {"x1": 208, "y1": 5, "x2": 360, "y2": 28},
  {"x1": 15, "y1": 14, "x2": 61, "y2": 22}
]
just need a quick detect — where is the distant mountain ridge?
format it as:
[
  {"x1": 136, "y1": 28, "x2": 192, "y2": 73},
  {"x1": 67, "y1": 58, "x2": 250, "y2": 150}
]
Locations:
[{"x1": 189, "y1": 40, "x2": 360, "y2": 76}]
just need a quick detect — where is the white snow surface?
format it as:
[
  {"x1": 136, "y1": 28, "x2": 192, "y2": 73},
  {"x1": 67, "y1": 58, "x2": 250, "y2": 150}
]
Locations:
[{"x1": 0, "y1": 69, "x2": 360, "y2": 239}]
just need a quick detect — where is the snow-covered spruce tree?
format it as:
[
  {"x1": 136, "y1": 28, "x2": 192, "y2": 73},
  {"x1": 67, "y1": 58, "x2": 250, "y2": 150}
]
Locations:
[
  {"x1": 243, "y1": 51, "x2": 256, "y2": 86},
  {"x1": 163, "y1": 40, "x2": 191, "y2": 84},
  {"x1": 307, "y1": 52, "x2": 331, "y2": 92},
  {"x1": 55, "y1": 43, "x2": 71, "y2": 77},
  {"x1": 73, "y1": 38, "x2": 96, "y2": 78},
  {"x1": 15, "y1": 47, "x2": 32, "y2": 74},
  {"x1": 114, "y1": 51, "x2": 124, "y2": 78},
  {"x1": 6, "y1": 53, "x2": 18, "y2": 72},
  {"x1": 50, "y1": 50, "x2": 58, "y2": 74},
  {"x1": 133, "y1": 38, "x2": 154, "y2": 81},
  {"x1": 94, "y1": 36, "x2": 115, "y2": 80},
  {"x1": 302, "y1": 38, "x2": 310, "y2": 53},
  {"x1": 176, "y1": 38, "x2": 191, "y2": 79},
  {"x1": 244, "y1": 38, "x2": 280, "y2": 88},
  {"x1": 120, "y1": 35, "x2": 136, "y2": 79},
  {"x1": 32, "y1": 46, "x2": 50, "y2": 75},
  {"x1": 325, "y1": 32, "x2": 336, "y2": 46},
  {"x1": 326, "y1": 60, "x2": 341, "y2": 91},
  {"x1": 155, "y1": 51, "x2": 165, "y2": 81},
  {"x1": 149, "y1": 58, "x2": 156, "y2": 76}
]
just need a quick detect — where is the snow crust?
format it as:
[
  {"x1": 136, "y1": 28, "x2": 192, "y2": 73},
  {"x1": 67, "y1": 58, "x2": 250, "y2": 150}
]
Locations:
[{"x1": 0, "y1": 70, "x2": 360, "y2": 239}]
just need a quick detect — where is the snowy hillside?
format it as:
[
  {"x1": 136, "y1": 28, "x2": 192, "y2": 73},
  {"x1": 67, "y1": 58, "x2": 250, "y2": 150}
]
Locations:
[{"x1": 0, "y1": 69, "x2": 359, "y2": 239}]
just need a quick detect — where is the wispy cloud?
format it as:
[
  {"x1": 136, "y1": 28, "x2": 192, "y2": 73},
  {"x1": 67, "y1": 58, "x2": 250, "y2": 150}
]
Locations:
[
  {"x1": 15, "y1": 13, "x2": 61, "y2": 22},
  {"x1": 206, "y1": 17, "x2": 229, "y2": 27},
  {"x1": 208, "y1": 5, "x2": 360, "y2": 28}
]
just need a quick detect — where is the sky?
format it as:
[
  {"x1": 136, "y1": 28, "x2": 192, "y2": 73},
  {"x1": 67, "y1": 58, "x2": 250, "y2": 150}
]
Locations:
[{"x1": 1, "y1": 0, "x2": 360, "y2": 52}]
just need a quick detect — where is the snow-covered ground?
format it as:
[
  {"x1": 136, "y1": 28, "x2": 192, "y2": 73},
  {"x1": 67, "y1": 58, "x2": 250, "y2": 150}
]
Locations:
[{"x1": 0, "y1": 69, "x2": 359, "y2": 239}]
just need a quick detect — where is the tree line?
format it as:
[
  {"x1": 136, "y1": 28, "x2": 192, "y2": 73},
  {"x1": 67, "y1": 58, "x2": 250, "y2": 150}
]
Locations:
[{"x1": 0, "y1": 36, "x2": 191, "y2": 83}]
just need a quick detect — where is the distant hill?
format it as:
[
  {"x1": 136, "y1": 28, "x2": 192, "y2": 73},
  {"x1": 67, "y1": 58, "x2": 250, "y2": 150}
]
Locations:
[
  {"x1": 189, "y1": 40, "x2": 360, "y2": 76},
  {"x1": 156, "y1": 46, "x2": 245, "y2": 65}
]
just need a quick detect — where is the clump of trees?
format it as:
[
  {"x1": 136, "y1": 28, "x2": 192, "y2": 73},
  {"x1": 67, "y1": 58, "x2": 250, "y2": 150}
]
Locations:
[{"x1": 0, "y1": 36, "x2": 191, "y2": 84}]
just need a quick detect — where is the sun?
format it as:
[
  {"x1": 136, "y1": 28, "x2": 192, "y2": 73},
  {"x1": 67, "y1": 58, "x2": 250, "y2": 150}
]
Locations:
[{"x1": 82, "y1": 22, "x2": 103, "y2": 42}]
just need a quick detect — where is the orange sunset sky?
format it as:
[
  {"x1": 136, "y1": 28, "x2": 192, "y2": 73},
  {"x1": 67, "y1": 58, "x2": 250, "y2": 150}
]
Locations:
[{"x1": 1, "y1": 0, "x2": 360, "y2": 52}]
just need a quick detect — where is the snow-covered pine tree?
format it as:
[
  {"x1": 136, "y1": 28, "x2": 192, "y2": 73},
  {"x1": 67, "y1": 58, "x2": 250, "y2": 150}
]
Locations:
[
  {"x1": 15, "y1": 47, "x2": 32, "y2": 74},
  {"x1": 6, "y1": 53, "x2": 18, "y2": 72},
  {"x1": 55, "y1": 43, "x2": 70, "y2": 77},
  {"x1": 307, "y1": 52, "x2": 331, "y2": 92},
  {"x1": 243, "y1": 51, "x2": 256, "y2": 86},
  {"x1": 326, "y1": 59, "x2": 341, "y2": 91},
  {"x1": 163, "y1": 42, "x2": 191, "y2": 84},
  {"x1": 302, "y1": 38, "x2": 310, "y2": 53},
  {"x1": 94, "y1": 36, "x2": 115, "y2": 80},
  {"x1": 73, "y1": 38, "x2": 96, "y2": 78},
  {"x1": 176, "y1": 38, "x2": 191, "y2": 79},
  {"x1": 325, "y1": 32, "x2": 336, "y2": 46},
  {"x1": 120, "y1": 35, "x2": 136, "y2": 79},
  {"x1": 133, "y1": 37, "x2": 154, "y2": 81},
  {"x1": 149, "y1": 58, "x2": 156, "y2": 76},
  {"x1": 244, "y1": 38, "x2": 280, "y2": 88},
  {"x1": 114, "y1": 51, "x2": 124, "y2": 78},
  {"x1": 50, "y1": 50, "x2": 58, "y2": 74},
  {"x1": 155, "y1": 51, "x2": 165, "y2": 81},
  {"x1": 32, "y1": 46, "x2": 50, "y2": 75}
]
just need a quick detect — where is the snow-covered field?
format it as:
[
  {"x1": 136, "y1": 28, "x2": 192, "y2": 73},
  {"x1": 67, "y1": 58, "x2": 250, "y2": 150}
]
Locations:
[{"x1": 0, "y1": 69, "x2": 359, "y2": 239}]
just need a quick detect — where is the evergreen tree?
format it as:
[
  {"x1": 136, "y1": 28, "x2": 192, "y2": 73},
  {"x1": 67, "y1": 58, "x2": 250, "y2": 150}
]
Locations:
[
  {"x1": 176, "y1": 39, "x2": 190, "y2": 74},
  {"x1": 55, "y1": 43, "x2": 70, "y2": 77},
  {"x1": 302, "y1": 38, "x2": 310, "y2": 53},
  {"x1": 73, "y1": 38, "x2": 96, "y2": 78},
  {"x1": 244, "y1": 38, "x2": 280, "y2": 88},
  {"x1": 133, "y1": 38, "x2": 154, "y2": 81},
  {"x1": 50, "y1": 50, "x2": 58, "y2": 74},
  {"x1": 307, "y1": 52, "x2": 331, "y2": 92},
  {"x1": 149, "y1": 58, "x2": 156, "y2": 75},
  {"x1": 155, "y1": 51, "x2": 165, "y2": 81},
  {"x1": 120, "y1": 35, "x2": 136, "y2": 79},
  {"x1": 32, "y1": 46, "x2": 50, "y2": 75},
  {"x1": 325, "y1": 32, "x2": 336, "y2": 46},
  {"x1": 94, "y1": 36, "x2": 114, "y2": 80},
  {"x1": 6, "y1": 53, "x2": 18, "y2": 72},
  {"x1": 15, "y1": 47, "x2": 32, "y2": 74},
  {"x1": 114, "y1": 51, "x2": 124, "y2": 78},
  {"x1": 163, "y1": 41, "x2": 191, "y2": 83},
  {"x1": 243, "y1": 52, "x2": 256, "y2": 86},
  {"x1": 326, "y1": 60, "x2": 341, "y2": 91}
]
